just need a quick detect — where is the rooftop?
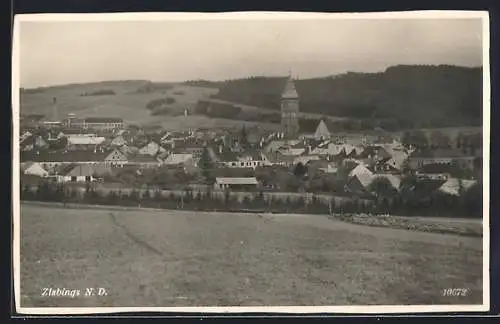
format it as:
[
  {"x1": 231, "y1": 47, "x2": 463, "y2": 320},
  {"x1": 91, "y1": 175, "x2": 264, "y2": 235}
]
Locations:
[
  {"x1": 215, "y1": 177, "x2": 259, "y2": 185},
  {"x1": 281, "y1": 77, "x2": 299, "y2": 99}
]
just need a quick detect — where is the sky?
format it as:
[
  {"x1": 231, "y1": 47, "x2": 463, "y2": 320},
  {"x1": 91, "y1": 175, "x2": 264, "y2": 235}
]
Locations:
[{"x1": 17, "y1": 14, "x2": 484, "y2": 88}]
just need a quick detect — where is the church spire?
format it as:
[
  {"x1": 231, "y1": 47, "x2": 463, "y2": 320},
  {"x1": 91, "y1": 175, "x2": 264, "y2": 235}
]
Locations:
[{"x1": 282, "y1": 75, "x2": 298, "y2": 99}]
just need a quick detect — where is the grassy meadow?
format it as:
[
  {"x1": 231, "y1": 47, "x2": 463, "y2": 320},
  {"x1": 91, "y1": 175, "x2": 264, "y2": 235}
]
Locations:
[
  {"x1": 19, "y1": 204, "x2": 483, "y2": 307},
  {"x1": 19, "y1": 81, "x2": 280, "y2": 131}
]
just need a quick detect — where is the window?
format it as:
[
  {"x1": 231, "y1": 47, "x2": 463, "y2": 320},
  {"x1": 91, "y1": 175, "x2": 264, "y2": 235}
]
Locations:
[
  {"x1": 231, "y1": 162, "x2": 236, "y2": 166},
  {"x1": 71, "y1": 176, "x2": 77, "y2": 182},
  {"x1": 85, "y1": 176, "x2": 91, "y2": 182},
  {"x1": 240, "y1": 162, "x2": 244, "y2": 167},
  {"x1": 247, "y1": 162, "x2": 251, "y2": 166}
]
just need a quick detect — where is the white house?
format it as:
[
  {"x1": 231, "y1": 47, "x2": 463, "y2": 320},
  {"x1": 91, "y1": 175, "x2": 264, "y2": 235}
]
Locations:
[
  {"x1": 217, "y1": 151, "x2": 264, "y2": 169},
  {"x1": 56, "y1": 164, "x2": 97, "y2": 183},
  {"x1": 21, "y1": 162, "x2": 49, "y2": 177}
]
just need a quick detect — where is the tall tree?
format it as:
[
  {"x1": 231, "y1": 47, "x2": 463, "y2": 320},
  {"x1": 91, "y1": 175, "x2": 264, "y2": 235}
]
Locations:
[
  {"x1": 239, "y1": 125, "x2": 250, "y2": 148},
  {"x1": 369, "y1": 177, "x2": 397, "y2": 199},
  {"x1": 199, "y1": 147, "x2": 214, "y2": 183},
  {"x1": 293, "y1": 162, "x2": 307, "y2": 179}
]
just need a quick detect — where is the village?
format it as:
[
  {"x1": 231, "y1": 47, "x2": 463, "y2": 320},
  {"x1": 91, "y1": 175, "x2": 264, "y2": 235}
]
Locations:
[
  {"x1": 19, "y1": 77, "x2": 482, "y2": 217},
  {"x1": 15, "y1": 14, "x2": 487, "y2": 311}
]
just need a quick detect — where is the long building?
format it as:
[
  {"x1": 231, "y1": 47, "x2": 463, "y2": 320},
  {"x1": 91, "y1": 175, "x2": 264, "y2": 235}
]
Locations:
[{"x1": 64, "y1": 116, "x2": 124, "y2": 132}]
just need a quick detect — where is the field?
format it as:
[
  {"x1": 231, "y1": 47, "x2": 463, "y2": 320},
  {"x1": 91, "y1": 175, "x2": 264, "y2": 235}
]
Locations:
[
  {"x1": 19, "y1": 203, "x2": 483, "y2": 307},
  {"x1": 19, "y1": 81, "x2": 279, "y2": 131}
]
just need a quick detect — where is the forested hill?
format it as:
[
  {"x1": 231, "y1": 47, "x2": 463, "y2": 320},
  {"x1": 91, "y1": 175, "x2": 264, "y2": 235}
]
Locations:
[{"x1": 211, "y1": 65, "x2": 482, "y2": 128}]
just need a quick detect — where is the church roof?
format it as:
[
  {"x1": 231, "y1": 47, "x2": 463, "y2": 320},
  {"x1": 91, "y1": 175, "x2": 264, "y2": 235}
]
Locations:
[{"x1": 281, "y1": 77, "x2": 298, "y2": 99}]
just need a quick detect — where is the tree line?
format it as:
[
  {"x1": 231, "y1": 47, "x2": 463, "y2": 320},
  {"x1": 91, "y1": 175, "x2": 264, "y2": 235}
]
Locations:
[
  {"x1": 212, "y1": 65, "x2": 482, "y2": 129},
  {"x1": 20, "y1": 177, "x2": 482, "y2": 219}
]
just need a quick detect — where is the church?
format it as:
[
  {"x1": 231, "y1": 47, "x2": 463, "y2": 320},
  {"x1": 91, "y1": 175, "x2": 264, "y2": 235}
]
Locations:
[{"x1": 280, "y1": 75, "x2": 300, "y2": 139}]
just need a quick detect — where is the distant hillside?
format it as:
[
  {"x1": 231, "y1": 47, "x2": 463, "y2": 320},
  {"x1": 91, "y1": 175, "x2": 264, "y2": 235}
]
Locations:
[
  {"x1": 19, "y1": 80, "x2": 220, "y2": 127},
  {"x1": 212, "y1": 65, "x2": 483, "y2": 128}
]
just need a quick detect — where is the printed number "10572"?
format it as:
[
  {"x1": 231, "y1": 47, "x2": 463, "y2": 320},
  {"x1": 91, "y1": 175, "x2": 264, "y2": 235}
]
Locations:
[{"x1": 442, "y1": 288, "x2": 469, "y2": 297}]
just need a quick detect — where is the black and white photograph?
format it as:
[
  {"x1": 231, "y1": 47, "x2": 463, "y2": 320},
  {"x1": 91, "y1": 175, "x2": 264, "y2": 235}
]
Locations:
[{"x1": 12, "y1": 11, "x2": 490, "y2": 314}]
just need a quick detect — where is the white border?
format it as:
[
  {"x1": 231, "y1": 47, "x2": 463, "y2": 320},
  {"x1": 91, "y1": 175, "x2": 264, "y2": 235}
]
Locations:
[{"x1": 12, "y1": 10, "x2": 491, "y2": 315}]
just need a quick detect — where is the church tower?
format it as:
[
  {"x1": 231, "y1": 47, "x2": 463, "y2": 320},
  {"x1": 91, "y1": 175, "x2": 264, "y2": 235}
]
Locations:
[{"x1": 280, "y1": 74, "x2": 300, "y2": 139}]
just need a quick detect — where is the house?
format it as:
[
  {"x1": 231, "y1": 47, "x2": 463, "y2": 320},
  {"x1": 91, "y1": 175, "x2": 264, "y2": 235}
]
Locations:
[
  {"x1": 318, "y1": 163, "x2": 339, "y2": 174},
  {"x1": 66, "y1": 135, "x2": 106, "y2": 149},
  {"x1": 20, "y1": 135, "x2": 35, "y2": 151},
  {"x1": 277, "y1": 142, "x2": 306, "y2": 156},
  {"x1": 20, "y1": 162, "x2": 49, "y2": 177},
  {"x1": 83, "y1": 117, "x2": 124, "y2": 132},
  {"x1": 348, "y1": 163, "x2": 374, "y2": 178},
  {"x1": 358, "y1": 145, "x2": 391, "y2": 162},
  {"x1": 214, "y1": 177, "x2": 259, "y2": 190},
  {"x1": 415, "y1": 171, "x2": 449, "y2": 181},
  {"x1": 20, "y1": 131, "x2": 33, "y2": 143},
  {"x1": 261, "y1": 151, "x2": 295, "y2": 167},
  {"x1": 408, "y1": 148, "x2": 477, "y2": 171},
  {"x1": 56, "y1": 164, "x2": 98, "y2": 183},
  {"x1": 104, "y1": 148, "x2": 129, "y2": 167},
  {"x1": 171, "y1": 141, "x2": 206, "y2": 157},
  {"x1": 138, "y1": 141, "x2": 166, "y2": 156},
  {"x1": 127, "y1": 154, "x2": 162, "y2": 168},
  {"x1": 344, "y1": 173, "x2": 376, "y2": 195},
  {"x1": 293, "y1": 154, "x2": 320, "y2": 166},
  {"x1": 314, "y1": 120, "x2": 331, "y2": 140},
  {"x1": 20, "y1": 149, "x2": 109, "y2": 170},
  {"x1": 217, "y1": 150, "x2": 264, "y2": 169},
  {"x1": 438, "y1": 178, "x2": 477, "y2": 196},
  {"x1": 118, "y1": 144, "x2": 138, "y2": 155},
  {"x1": 163, "y1": 153, "x2": 195, "y2": 166},
  {"x1": 264, "y1": 139, "x2": 300, "y2": 153},
  {"x1": 110, "y1": 135, "x2": 127, "y2": 147},
  {"x1": 34, "y1": 136, "x2": 49, "y2": 149},
  {"x1": 344, "y1": 173, "x2": 401, "y2": 195}
]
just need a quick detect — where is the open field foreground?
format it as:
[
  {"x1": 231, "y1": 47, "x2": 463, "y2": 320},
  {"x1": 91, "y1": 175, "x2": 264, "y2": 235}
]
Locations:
[{"x1": 20, "y1": 204, "x2": 483, "y2": 307}]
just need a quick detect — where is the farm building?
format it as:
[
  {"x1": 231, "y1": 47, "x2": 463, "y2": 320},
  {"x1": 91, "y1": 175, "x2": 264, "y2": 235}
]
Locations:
[
  {"x1": 214, "y1": 177, "x2": 259, "y2": 190},
  {"x1": 55, "y1": 164, "x2": 98, "y2": 183}
]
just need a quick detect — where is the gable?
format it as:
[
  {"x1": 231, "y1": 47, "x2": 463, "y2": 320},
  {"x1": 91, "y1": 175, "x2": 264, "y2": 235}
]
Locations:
[
  {"x1": 349, "y1": 164, "x2": 373, "y2": 177},
  {"x1": 315, "y1": 120, "x2": 330, "y2": 137},
  {"x1": 25, "y1": 163, "x2": 48, "y2": 175},
  {"x1": 105, "y1": 149, "x2": 127, "y2": 161}
]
